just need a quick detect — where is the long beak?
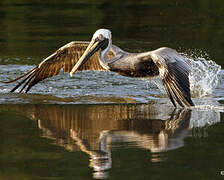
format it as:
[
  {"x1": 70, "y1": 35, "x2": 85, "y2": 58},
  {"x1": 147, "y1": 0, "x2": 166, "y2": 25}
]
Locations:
[{"x1": 70, "y1": 39, "x2": 105, "y2": 76}]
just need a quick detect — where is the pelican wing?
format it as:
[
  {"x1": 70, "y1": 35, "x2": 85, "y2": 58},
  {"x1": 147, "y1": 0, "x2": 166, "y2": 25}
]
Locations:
[
  {"x1": 151, "y1": 47, "x2": 194, "y2": 107},
  {"x1": 1, "y1": 41, "x2": 114, "y2": 93}
]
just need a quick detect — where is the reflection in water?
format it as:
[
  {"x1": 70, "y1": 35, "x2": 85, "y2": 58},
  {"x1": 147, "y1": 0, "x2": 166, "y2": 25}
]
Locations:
[{"x1": 1, "y1": 103, "x2": 221, "y2": 179}]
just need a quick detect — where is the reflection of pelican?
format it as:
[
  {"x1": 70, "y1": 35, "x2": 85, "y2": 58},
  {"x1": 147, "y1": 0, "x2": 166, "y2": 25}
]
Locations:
[
  {"x1": 1, "y1": 29, "x2": 194, "y2": 107},
  {"x1": 0, "y1": 103, "x2": 221, "y2": 179},
  {"x1": 36, "y1": 107, "x2": 192, "y2": 173},
  {"x1": 70, "y1": 129, "x2": 111, "y2": 179},
  {"x1": 35, "y1": 106, "x2": 192, "y2": 178},
  {"x1": 97, "y1": 109, "x2": 191, "y2": 153}
]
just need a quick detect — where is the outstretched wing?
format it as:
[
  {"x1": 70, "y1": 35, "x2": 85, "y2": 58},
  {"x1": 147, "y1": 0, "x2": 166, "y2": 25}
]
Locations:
[
  {"x1": 1, "y1": 41, "x2": 114, "y2": 93},
  {"x1": 151, "y1": 47, "x2": 194, "y2": 107}
]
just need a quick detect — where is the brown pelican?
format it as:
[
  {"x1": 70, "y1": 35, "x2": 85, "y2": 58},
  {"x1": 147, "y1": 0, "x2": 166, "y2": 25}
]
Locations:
[{"x1": 0, "y1": 29, "x2": 194, "y2": 107}]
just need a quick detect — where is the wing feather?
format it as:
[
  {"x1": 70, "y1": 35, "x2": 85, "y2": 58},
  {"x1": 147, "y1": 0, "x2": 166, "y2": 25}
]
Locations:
[
  {"x1": 2, "y1": 41, "x2": 114, "y2": 92},
  {"x1": 151, "y1": 47, "x2": 194, "y2": 107}
]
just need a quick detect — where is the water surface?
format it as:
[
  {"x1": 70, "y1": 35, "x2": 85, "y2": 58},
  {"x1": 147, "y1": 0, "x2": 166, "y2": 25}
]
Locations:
[
  {"x1": 0, "y1": 0, "x2": 224, "y2": 179},
  {"x1": 0, "y1": 103, "x2": 224, "y2": 179}
]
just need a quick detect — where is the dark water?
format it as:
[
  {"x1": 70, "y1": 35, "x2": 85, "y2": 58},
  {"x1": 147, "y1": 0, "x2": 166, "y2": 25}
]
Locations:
[
  {"x1": 0, "y1": 104, "x2": 224, "y2": 179},
  {"x1": 0, "y1": 1, "x2": 224, "y2": 179}
]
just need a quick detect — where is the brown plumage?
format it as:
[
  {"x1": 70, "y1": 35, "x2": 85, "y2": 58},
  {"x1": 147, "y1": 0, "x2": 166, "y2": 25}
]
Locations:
[
  {"x1": 0, "y1": 29, "x2": 194, "y2": 107},
  {"x1": 1, "y1": 41, "x2": 114, "y2": 93}
]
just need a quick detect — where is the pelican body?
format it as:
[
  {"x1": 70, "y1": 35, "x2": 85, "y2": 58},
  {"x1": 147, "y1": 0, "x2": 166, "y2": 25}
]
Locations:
[{"x1": 1, "y1": 29, "x2": 194, "y2": 107}]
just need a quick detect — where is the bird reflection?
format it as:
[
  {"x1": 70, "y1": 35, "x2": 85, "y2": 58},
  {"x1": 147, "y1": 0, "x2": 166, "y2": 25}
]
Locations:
[
  {"x1": 35, "y1": 105, "x2": 191, "y2": 179},
  {"x1": 69, "y1": 129, "x2": 111, "y2": 179},
  {"x1": 1, "y1": 103, "x2": 220, "y2": 179}
]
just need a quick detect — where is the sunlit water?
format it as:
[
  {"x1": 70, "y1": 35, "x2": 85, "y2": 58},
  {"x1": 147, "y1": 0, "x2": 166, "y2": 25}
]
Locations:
[{"x1": 0, "y1": 57, "x2": 223, "y2": 109}]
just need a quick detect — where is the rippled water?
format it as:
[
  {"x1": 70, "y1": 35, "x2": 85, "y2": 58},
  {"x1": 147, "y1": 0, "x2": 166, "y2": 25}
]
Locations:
[{"x1": 0, "y1": 57, "x2": 223, "y2": 107}]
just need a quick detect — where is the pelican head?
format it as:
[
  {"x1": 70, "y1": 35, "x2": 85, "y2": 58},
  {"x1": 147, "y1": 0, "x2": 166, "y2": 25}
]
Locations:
[
  {"x1": 70, "y1": 29, "x2": 112, "y2": 76},
  {"x1": 92, "y1": 29, "x2": 112, "y2": 42}
]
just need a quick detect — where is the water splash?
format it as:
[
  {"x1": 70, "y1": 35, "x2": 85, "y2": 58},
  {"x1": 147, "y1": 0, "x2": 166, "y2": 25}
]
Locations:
[
  {"x1": 152, "y1": 55, "x2": 222, "y2": 98},
  {"x1": 188, "y1": 57, "x2": 221, "y2": 97}
]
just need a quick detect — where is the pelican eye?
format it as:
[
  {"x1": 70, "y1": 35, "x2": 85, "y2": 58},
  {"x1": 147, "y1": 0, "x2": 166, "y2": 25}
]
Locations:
[{"x1": 95, "y1": 34, "x2": 104, "y2": 42}]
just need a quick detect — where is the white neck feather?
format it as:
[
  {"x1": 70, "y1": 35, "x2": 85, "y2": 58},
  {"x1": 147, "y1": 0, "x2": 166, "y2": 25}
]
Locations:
[{"x1": 98, "y1": 40, "x2": 112, "y2": 70}]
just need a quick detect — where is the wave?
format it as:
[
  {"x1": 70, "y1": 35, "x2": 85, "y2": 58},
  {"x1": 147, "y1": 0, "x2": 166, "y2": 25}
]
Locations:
[
  {"x1": 153, "y1": 55, "x2": 222, "y2": 98},
  {"x1": 189, "y1": 57, "x2": 221, "y2": 97}
]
